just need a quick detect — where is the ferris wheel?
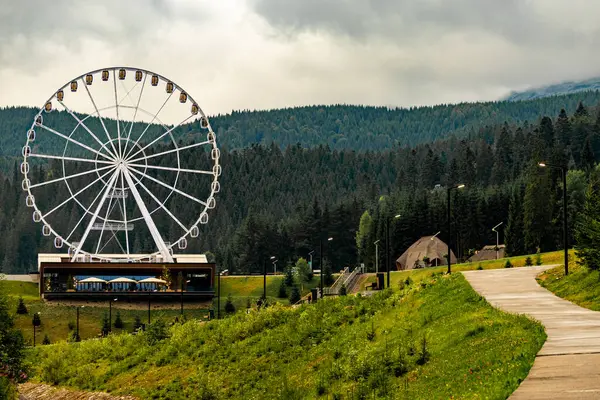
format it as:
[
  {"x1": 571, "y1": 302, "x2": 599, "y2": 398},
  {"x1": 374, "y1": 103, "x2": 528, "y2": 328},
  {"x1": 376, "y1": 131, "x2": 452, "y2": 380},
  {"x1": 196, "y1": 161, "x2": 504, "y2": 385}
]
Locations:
[{"x1": 20, "y1": 67, "x2": 221, "y2": 263}]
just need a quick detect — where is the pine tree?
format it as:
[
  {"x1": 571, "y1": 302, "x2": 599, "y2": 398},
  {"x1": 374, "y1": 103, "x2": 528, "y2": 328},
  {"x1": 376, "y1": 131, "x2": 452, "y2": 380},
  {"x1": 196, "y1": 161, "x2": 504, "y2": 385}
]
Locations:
[
  {"x1": 575, "y1": 168, "x2": 600, "y2": 271},
  {"x1": 339, "y1": 283, "x2": 347, "y2": 296},
  {"x1": 101, "y1": 313, "x2": 110, "y2": 336},
  {"x1": 133, "y1": 315, "x2": 142, "y2": 331},
  {"x1": 278, "y1": 279, "x2": 287, "y2": 298},
  {"x1": 224, "y1": 294, "x2": 236, "y2": 314},
  {"x1": 523, "y1": 166, "x2": 554, "y2": 253},
  {"x1": 323, "y1": 259, "x2": 334, "y2": 286},
  {"x1": 581, "y1": 137, "x2": 595, "y2": 171},
  {"x1": 505, "y1": 185, "x2": 525, "y2": 256},
  {"x1": 114, "y1": 311, "x2": 123, "y2": 329},
  {"x1": 284, "y1": 266, "x2": 294, "y2": 287},
  {"x1": 356, "y1": 210, "x2": 373, "y2": 265},
  {"x1": 289, "y1": 286, "x2": 301, "y2": 304},
  {"x1": 555, "y1": 109, "x2": 572, "y2": 146},
  {"x1": 42, "y1": 334, "x2": 50, "y2": 345},
  {"x1": 16, "y1": 296, "x2": 27, "y2": 315}
]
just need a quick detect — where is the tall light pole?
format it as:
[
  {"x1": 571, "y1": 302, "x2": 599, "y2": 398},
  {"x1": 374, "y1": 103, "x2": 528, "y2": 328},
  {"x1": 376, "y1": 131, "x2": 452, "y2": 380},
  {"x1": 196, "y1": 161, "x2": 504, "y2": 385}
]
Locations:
[
  {"x1": 492, "y1": 222, "x2": 503, "y2": 260},
  {"x1": 430, "y1": 231, "x2": 441, "y2": 266},
  {"x1": 539, "y1": 162, "x2": 569, "y2": 275},
  {"x1": 386, "y1": 214, "x2": 401, "y2": 288},
  {"x1": 109, "y1": 298, "x2": 117, "y2": 332},
  {"x1": 308, "y1": 251, "x2": 314, "y2": 272},
  {"x1": 270, "y1": 256, "x2": 277, "y2": 275},
  {"x1": 217, "y1": 264, "x2": 221, "y2": 319},
  {"x1": 262, "y1": 258, "x2": 267, "y2": 301},
  {"x1": 76, "y1": 306, "x2": 84, "y2": 342},
  {"x1": 320, "y1": 237, "x2": 333, "y2": 298},
  {"x1": 374, "y1": 240, "x2": 380, "y2": 273},
  {"x1": 181, "y1": 279, "x2": 190, "y2": 317},
  {"x1": 447, "y1": 184, "x2": 465, "y2": 274}
]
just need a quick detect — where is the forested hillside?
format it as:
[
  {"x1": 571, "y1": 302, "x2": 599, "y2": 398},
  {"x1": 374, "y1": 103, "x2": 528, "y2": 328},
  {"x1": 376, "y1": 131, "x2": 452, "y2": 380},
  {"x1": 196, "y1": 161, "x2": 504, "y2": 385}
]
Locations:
[
  {"x1": 506, "y1": 78, "x2": 600, "y2": 102},
  {"x1": 1, "y1": 99, "x2": 600, "y2": 275},
  {"x1": 2, "y1": 90, "x2": 600, "y2": 155}
]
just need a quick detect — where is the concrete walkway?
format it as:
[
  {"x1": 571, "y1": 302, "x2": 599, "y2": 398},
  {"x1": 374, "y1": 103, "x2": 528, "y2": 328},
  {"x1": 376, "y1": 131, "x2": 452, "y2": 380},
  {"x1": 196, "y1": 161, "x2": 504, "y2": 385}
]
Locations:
[{"x1": 463, "y1": 266, "x2": 600, "y2": 399}]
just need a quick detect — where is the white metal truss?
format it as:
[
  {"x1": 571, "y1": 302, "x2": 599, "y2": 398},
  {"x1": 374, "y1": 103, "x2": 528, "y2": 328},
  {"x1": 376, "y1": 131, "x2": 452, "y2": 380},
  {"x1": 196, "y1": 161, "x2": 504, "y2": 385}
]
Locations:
[{"x1": 21, "y1": 67, "x2": 221, "y2": 263}]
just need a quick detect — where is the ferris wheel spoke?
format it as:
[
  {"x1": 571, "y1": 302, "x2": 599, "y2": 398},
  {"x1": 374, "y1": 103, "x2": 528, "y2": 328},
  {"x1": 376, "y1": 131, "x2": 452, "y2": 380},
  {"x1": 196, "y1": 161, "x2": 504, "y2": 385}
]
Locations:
[
  {"x1": 29, "y1": 164, "x2": 114, "y2": 189},
  {"x1": 129, "y1": 167, "x2": 208, "y2": 206},
  {"x1": 113, "y1": 70, "x2": 123, "y2": 159},
  {"x1": 122, "y1": 74, "x2": 147, "y2": 158},
  {"x1": 81, "y1": 78, "x2": 120, "y2": 158},
  {"x1": 37, "y1": 124, "x2": 115, "y2": 162},
  {"x1": 58, "y1": 100, "x2": 117, "y2": 160},
  {"x1": 129, "y1": 163, "x2": 214, "y2": 175},
  {"x1": 119, "y1": 170, "x2": 130, "y2": 255},
  {"x1": 29, "y1": 153, "x2": 115, "y2": 166},
  {"x1": 43, "y1": 167, "x2": 117, "y2": 219},
  {"x1": 128, "y1": 140, "x2": 211, "y2": 164},
  {"x1": 122, "y1": 168, "x2": 173, "y2": 262},
  {"x1": 126, "y1": 114, "x2": 196, "y2": 161},
  {"x1": 65, "y1": 181, "x2": 109, "y2": 242},
  {"x1": 128, "y1": 171, "x2": 189, "y2": 232},
  {"x1": 123, "y1": 91, "x2": 175, "y2": 160},
  {"x1": 94, "y1": 175, "x2": 120, "y2": 254},
  {"x1": 98, "y1": 227, "x2": 126, "y2": 254},
  {"x1": 71, "y1": 171, "x2": 121, "y2": 261}
]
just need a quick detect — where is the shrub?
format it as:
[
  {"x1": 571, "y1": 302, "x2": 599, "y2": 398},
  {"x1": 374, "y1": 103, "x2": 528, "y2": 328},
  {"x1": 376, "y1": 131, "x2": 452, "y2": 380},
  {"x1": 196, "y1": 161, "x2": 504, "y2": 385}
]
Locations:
[
  {"x1": 416, "y1": 336, "x2": 430, "y2": 365},
  {"x1": 145, "y1": 319, "x2": 170, "y2": 345},
  {"x1": 67, "y1": 321, "x2": 75, "y2": 331},
  {"x1": 477, "y1": 264, "x2": 483, "y2": 270},
  {"x1": 284, "y1": 266, "x2": 295, "y2": 287},
  {"x1": 535, "y1": 251, "x2": 542, "y2": 266},
  {"x1": 323, "y1": 260, "x2": 334, "y2": 286},
  {"x1": 289, "y1": 286, "x2": 301, "y2": 304},
  {"x1": 504, "y1": 260, "x2": 513, "y2": 268},
  {"x1": 525, "y1": 256, "x2": 533, "y2": 266},
  {"x1": 16, "y1": 297, "x2": 27, "y2": 315},
  {"x1": 67, "y1": 331, "x2": 80, "y2": 343},
  {"x1": 278, "y1": 280, "x2": 287, "y2": 298},
  {"x1": 404, "y1": 276, "x2": 413, "y2": 286},
  {"x1": 42, "y1": 334, "x2": 50, "y2": 345},
  {"x1": 367, "y1": 322, "x2": 376, "y2": 341},
  {"x1": 339, "y1": 283, "x2": 347, "y2": 296},
  {"x1": 101, "y1": 313, "x2": 110, "y2": 336},
  {"x1": 133, "y1": 315, "x2": 142, "y2": 332},
  {"x1": 114, "y1": 311, "x2": 123, "y2": 329},
  {"x1": 224, "y1": 295, "x2": 236, "y2": 314}
]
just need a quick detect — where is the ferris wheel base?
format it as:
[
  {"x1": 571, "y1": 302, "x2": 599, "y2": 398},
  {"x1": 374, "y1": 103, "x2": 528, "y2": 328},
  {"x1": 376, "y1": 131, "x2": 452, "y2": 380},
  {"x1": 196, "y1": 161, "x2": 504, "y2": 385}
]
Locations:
[{"x1": 36, "y1": 253, "x2": 216, "y2": 302}]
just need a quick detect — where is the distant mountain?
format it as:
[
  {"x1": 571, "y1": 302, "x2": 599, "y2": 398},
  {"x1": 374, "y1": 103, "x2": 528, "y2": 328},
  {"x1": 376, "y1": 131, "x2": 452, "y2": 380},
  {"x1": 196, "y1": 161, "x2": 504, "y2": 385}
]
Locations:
[{"x1": 504, "y1": 77, "x2": 600, "y2": 101}]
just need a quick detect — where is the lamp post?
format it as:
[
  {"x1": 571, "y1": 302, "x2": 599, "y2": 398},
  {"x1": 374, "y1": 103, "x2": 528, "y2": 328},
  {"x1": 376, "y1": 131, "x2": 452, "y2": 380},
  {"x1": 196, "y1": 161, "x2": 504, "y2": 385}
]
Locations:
[
  {"x1": 492, "y1": 222, "x2": 503, "y2": 260},
  {"x1": 180, "y1": 279, "x2": 190, "y2": 317},
  {"x1": 217, "y1": 264, "x2": 221, "y2": 319},
  {"x1": 385, "y1": 214, "x2": 401, "y2": 288},
  {"x1": 109, "y1": 298, "x2": 117, "y2": 332},
  {"x1": 76, "y1": 306, "x2": 84, "y2": 342},
  {"x1": 308, "y1": 250, "x2": 315, "y2": 273},
  {"x1": 374, "y1": 240, "x2": 380, "y2": 274},
  {"x1": 148, "y1": 292, "x2": 151, "y2": 324},
  {"x1": 270, "y1": 256, "x2": 277, "y2": 275},
  {"x1": 32, "y1": 312, "x2": 41, "y2": 347},
  {"x1": 447, "y1": 184, "x2": 465, "y2": 274},
  {"x1": 430, "y1": 232, "x2": 441, "y2": 266},
  {"x1": 539, "y1": 162, "x2": 569, "y2": 275},
  {"x1": 263, "y1": 258, "x2": 267, "y2": 301},
  {"x1": 320, "y1": 237, "x2": 333, "y2": 298}
]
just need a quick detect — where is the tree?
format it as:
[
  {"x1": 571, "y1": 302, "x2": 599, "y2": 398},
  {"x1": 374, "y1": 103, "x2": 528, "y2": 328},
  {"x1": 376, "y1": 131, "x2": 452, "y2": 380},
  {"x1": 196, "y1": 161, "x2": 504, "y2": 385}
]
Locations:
[
  {"x1": 289, "y1": 286, "x2": 301, "y2": 304},
  {"x1": 339, "y1": 283, "x2": 347, "y2": 296},
  {"x1": 32, "y1": 313, "x2": 41, "y2": 328},
  {"x1": 101, "y1": 313, "x2": 110, "y2": 336},
  {"x1": 575, "y1": 168, "x2": 600, "y2": 271},
  {"x1": 582, "y1": 137, "x2": 595, "y2": 171},
  {"x1": 505, "y1": 185, "x2": 525, "y2": 256},
  {"x1": 523, "y1": 166, "x2": 554, "y2": 253},
  {"x1": 356, "y1": 211, "x2": 373, "y2": 265},
  {"x1": 323, "y1": 259, "x2": 334, "y2": 286},
  {"x1": 224, "y1": 294, "x2": 236, "y2": 314},
  {"x1": 0, "y1": 279, "x2": 25, "y2": 388},
  {"x1": 160, "y1": 266, "x2": 172, "y2": 289},
  {"x1": 114, "y1": 311, "x2": 123, "y2": 329},
  {"x1": 295, "y1": 257, "x2": 312, "y2": 283},
  {"x1": 16, "y1": 297, "x2": 27, "y2": 315},
  {"x1": 42, "y1": 334, "x2": 50, "y2": 345},
  {"x1": 284, "y1": 266, "x2": 295, "y2": 287},
  {"x1": 278, "y1": 280, "x2": 287, "y2": 298},
  {"x1": 133, "y1": 315, "x2": 142, "y2": 332}
]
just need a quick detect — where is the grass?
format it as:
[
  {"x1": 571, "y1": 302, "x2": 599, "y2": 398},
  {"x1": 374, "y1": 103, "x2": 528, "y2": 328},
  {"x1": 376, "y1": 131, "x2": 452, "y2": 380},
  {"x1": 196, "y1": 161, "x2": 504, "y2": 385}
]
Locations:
[
  {"x1": 25, "y1": 272, "x2": 546, "y2": 399},
  {"x1": 537, "y1": 261, "x2": 600, "y2": 311}
]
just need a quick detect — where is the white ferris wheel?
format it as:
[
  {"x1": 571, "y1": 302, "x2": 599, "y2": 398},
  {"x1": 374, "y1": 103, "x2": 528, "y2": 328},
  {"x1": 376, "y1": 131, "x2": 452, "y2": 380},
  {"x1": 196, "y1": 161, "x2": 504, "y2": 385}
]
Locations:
[{"x1": 21, "y1": 67, "x2": 221, "y2": 263}]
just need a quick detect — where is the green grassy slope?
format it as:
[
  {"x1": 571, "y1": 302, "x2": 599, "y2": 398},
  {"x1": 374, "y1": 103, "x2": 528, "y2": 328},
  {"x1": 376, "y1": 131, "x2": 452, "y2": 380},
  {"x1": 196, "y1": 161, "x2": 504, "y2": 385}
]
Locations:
[
  {"x1": 26, "y1": 273, "x2": 545, "y2": 399},
  {"x1": 537, "y1": 262, "x2": 600, "y2": 311}
]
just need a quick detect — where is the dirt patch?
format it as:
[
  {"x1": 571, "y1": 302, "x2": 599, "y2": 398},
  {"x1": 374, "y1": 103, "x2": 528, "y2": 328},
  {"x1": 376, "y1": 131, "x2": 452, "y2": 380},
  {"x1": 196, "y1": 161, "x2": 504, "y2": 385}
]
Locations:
[{"x1": 19, "y1": 383, "x2": 138, "y2": 400}]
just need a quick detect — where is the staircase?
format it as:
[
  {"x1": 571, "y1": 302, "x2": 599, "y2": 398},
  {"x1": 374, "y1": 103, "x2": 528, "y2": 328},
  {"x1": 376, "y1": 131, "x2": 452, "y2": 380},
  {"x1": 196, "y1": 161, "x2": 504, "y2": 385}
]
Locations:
[{"x1": 323, "y1": 266, "x2": 362, "y2": 295}]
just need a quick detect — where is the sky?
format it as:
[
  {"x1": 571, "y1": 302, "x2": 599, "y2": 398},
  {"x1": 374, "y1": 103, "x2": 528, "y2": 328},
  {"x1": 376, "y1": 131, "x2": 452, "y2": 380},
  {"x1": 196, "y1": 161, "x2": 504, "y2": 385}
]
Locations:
[{"x1": 1, "y1": 0, "x2": 600, "y2": 121}]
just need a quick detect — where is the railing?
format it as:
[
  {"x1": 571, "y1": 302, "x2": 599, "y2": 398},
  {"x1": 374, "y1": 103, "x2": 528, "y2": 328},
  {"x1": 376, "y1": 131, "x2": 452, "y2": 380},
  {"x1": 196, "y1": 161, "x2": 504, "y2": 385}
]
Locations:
[{"x1": 323, "y1": 266, "x2": 363, "y2": 295}]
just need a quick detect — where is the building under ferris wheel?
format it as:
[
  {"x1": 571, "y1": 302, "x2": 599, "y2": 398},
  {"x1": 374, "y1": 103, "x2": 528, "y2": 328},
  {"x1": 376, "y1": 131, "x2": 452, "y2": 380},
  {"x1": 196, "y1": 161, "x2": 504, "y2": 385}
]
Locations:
[{"x1": 22, "y1": 67, "x2": 220, "y2": 301}]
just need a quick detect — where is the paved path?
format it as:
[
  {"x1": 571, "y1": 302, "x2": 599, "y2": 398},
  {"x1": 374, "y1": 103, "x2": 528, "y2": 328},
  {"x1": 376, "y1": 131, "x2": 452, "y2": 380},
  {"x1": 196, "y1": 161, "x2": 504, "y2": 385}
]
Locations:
[{"x1": 463, "y1": 266, "x2": 600, "y2": 399}]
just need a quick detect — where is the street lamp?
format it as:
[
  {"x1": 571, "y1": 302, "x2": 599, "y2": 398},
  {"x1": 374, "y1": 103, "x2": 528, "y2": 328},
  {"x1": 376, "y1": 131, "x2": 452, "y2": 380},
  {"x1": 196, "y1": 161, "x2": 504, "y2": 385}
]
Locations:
[
  {"x1": 181, "y1": 279, "x2": 191, "y2": 316},
  {"x1": 270, "y1": 256, "x2": 277, "y2": 275},
  {"x1": 374, "y1": 240, "x2": 380, "y2": 274},
  {"x1": 308, "y1": 250, "x2": 315, "y2": 272},
  {"x1": 32, "y1": 312, "x2": 41, "y2": 347},
  {"x1": 492, "y1": 222, "x2": 503, "y2": 260},
  {"x1": 76, "y1": 306, "x2": 84, "y2": 342},
  {"x1": 447, "y1": 184, "x2": 465, "y2": 274},
  {"x1": 539, "y1": 162, "x2": 569, "y2": 275},
  {"x1": 430, "y1": 232, "x2": 441, "y2": 266},
  {"x1": 386, "y1": 214, "x2": 401, "y2": 288},
  {"x1": 109, "y1": 298, "x2": 118, "y2": 332},
  {"x1": 320, "y1": 237, "x2": 333, "y2": 298}
]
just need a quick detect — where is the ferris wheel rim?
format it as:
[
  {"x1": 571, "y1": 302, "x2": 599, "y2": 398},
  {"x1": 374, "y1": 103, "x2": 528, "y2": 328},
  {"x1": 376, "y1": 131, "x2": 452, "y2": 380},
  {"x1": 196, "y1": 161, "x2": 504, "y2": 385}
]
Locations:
[{"x1": 22, "y1": 66, "x2": 221, "y2": 262}]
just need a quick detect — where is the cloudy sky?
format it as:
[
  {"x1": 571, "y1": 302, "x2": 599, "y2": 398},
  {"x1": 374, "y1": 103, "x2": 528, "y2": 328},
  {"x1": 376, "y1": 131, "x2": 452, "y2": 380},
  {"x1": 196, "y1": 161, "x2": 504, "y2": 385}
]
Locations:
[{"x1": 1, "y1": 0, "x2": 600, "y2": 119}]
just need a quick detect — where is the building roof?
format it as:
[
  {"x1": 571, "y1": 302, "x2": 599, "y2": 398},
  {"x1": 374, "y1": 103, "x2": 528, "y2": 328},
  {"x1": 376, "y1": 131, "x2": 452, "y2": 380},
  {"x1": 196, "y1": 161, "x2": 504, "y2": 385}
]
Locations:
[
  {"x1": 395, "y1": 236, "x2": 457, "y2": 271},
  {"x1": 468, "y1": 245, "x2": 506, "y2": 262},
  {"x1": 37, "y1": 253, "x2": 209, "y2": 271}
]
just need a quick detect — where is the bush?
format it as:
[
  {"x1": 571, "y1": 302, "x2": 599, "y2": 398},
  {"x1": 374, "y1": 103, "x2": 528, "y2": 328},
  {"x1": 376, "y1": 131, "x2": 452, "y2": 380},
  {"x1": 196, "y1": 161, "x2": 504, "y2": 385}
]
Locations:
[
  {"x1": 525, "y1": 256, "x2": 533, "y2": 266},
  {"x1": 477, "y1": 264, "x2": 484, "y2": 270},
  {"x1": 67, "y1": 321, "x2": 75, "y2": 331},
  {"x1": 224, "y1": 295, "x2": 236, "y2": 314},
  {"x1": 101, "y1": 313, "x2": 110, "y2": 336},
  {"x1": 339, "y1": 283, "x2": 347, "y2": 296},
  {"x1": 114, "y1": 311, "x2": 123, "y2": 329},
  {"x1": 42, "y1": 334, "x2": 50, "y2": 345},
  {"x1": 404, "y1": 276, "x2": 413, "y2": 286},
  {"x1": 145, "y1": 319, "x2": 170, "y2": 345},
  {"x1": 15, "y1": 297, "x2": 27, "y2": 315},
  {"x1": 67, "y1": 331, "x2": 80, "y2": 343},
  {"x1": 535, "y1": 251, "x2": 542, "y2": 266},
  {"x1": 278, "y1": 280, "x2": 287, "y2": 298},
  {"x1": 289, "y1": 286, "x2": 301, "y2": 304},
  {"x1": 133, "y1": 315, "x2": 142, "y2": 332},
  {"x1": 323, "y1": 260, "x2": 334, "y2": 286},
  {"x1": 284, "y1": 266, "x2": 295, "y2": 287},
  {"x1": 504, "y1": 260, "x2": 513, "y2": 268},
  {"x1": 416, "y1": 336, "x2": 430, "y2": 365}
]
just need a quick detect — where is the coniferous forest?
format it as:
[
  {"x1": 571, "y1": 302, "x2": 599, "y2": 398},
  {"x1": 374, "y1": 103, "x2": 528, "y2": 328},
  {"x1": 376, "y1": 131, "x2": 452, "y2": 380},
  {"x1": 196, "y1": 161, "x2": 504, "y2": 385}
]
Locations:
[{"x1": 1, "y1": 95, "x2": 600, "y2": 274}]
